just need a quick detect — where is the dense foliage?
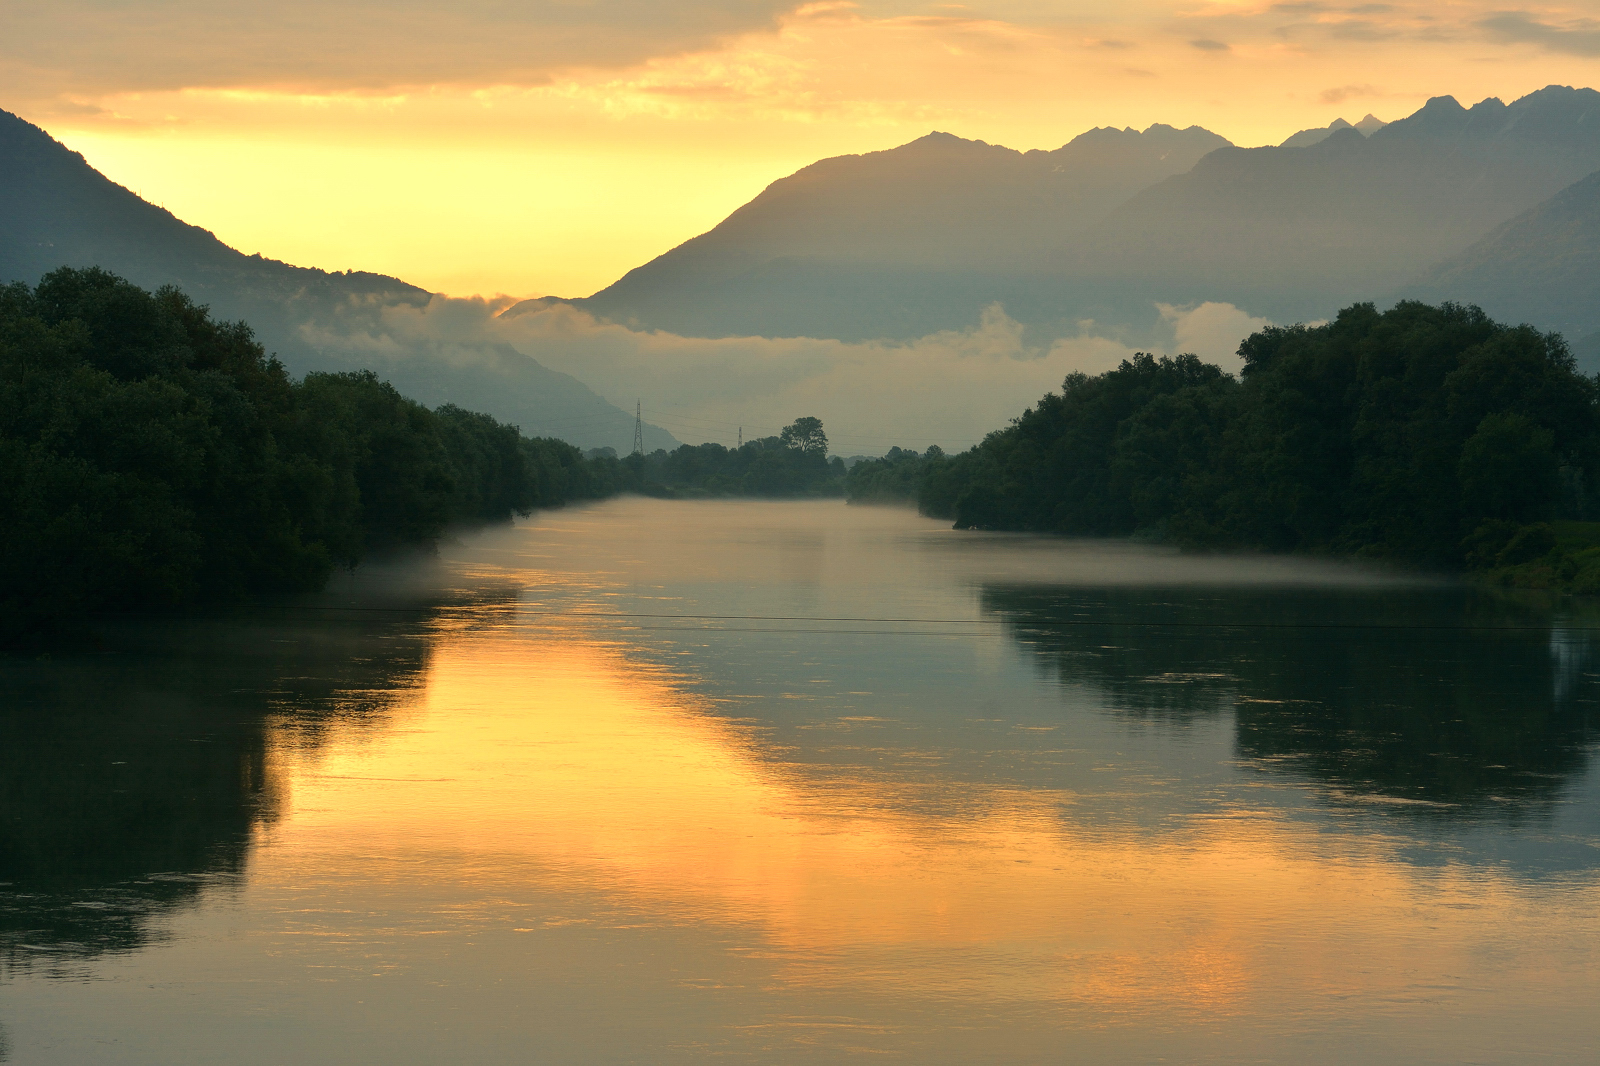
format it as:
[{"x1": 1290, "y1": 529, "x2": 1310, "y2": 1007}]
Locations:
[
  {"x1": 604, "y1": 418, "x2": 845, "y2": 498},
  {"x1": 845, "y1": 446, "x2": 944, "y2": 504},
  {"x1": 0, "y1": 268, "x2": 612, "y2": 638},
  {"x1": 849, "y1": 302, "x2": 1600, "y2": 576}
]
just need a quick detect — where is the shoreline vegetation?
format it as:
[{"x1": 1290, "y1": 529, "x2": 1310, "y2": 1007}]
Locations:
[
  {"x1": 0, "y1": 270, "x2": 842, "y2": 642},
  {"x1": 8, "y1": 270, "x2": 1599, "y2": 642},
  {"x1": 846, "y1": 300, "x2": 1600, "y2": 594},
  {"x1": 593, "y1": 414, "x2": 845, "y2": 500}
]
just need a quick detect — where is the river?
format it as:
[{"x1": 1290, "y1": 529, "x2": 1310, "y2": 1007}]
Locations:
[{"x1": 3, "y1": 498, "x2": 1597, "y2": 1063}]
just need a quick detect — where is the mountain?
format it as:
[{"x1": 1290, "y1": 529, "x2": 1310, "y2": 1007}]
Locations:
[
  {"x1": 509, "y1": 124, "x2": 1231, "y2": 342},
  {"x1": 1405, "y1": 168, "x2": 1600, "y2": 354},
  {"x1": 1278, "y1": 114, "x2": 1387, "y2": 148},
  {"x1": 0, "y1": 108, "x2": 677, "y2": 453},
  {"x1": 1576, "y1": 331, "x2": 1600, "y2": 373},
  {"x1": 516, "y1": 86, "x2": 1600, "y2": 345},
  {"x1": 1127, "y1": 89, "x2": 1600, "y2": 226},
  {"x1": 1081, "y1": 87, "x2": 1600, "y2": 325}
]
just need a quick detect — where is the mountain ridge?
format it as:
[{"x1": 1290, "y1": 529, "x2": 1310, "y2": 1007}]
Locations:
[
  {"x1": 514, "y1": 84, "x2": 1600, "y2": 345},
  {"x1": 510, "y1": 122, "x2": 1235, "y2": 340},
  {"x1": 0, "y1": 108, "x2": 677, "y2": 452}
]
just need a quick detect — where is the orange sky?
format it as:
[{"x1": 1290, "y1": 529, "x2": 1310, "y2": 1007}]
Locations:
[
  {"x1": 9, "y1": 2, "x2": 1600, "y2": 297},
  {"x1": 254, "y1": 625, "x2": 1593, "y2": 1036}
]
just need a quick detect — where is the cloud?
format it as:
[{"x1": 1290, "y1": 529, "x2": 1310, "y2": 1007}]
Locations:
[
  {"x1": 1190, "y1": 39, "x2": 1232, "y2": 52},
  {"x1": 1325, "y1": 18, "x2": 1401, "y2": 40},
  {"x1": 2, "y1": 1, "x2": 801, "y2": 95},
  {"x1": 1479, "y1": 12, "x2": 1600, "y2": 56},
  {"x1": 299, "y1": 294, "x2": 1138, "y2": 452},
  {"x1": 294, "y1": 293, "x2": 1275, "y2": 455},
  {"x1": 1320, "y1": 82, "x2": 1382, "y2": 104},
  {"x1": 492, "y1": 300, "x2": 1140, "y2": 452},
  {"x1": 1210, "y1": 2, "x2": 1456, "y2": 48},
  {"x1": 1159, "y1": 302, "x2": 1273, "y2": 366}
]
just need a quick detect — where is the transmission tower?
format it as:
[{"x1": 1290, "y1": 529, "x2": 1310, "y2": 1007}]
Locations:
[{"x1": 632, "y1": 400, "x2": 644, "y2": 456}]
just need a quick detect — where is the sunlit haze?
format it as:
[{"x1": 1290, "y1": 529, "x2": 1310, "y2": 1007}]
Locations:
[{"x1": 10, "y1": 1, "x2": 1600, "y2": 297}]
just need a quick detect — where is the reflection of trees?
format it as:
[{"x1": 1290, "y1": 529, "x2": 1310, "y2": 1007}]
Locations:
[
  {"x1": 981, "y1": 585, "x2": 1600, "y2": 808},
  {"x1": 0, "y1": 612, "x2": 440, "y2": 976}
]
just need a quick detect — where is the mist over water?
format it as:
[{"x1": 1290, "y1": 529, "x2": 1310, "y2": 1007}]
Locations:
[
  {"x1": 3, "y1": 500, "x2": 1598, "y2": 1064},
  {"x1": 302, "y1": 295, "x2": 1269, "y2": 452}
]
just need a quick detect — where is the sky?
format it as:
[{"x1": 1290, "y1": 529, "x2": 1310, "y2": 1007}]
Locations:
[{"x1": 8, "y1": 1, "x2": 1600, "y2": 300}]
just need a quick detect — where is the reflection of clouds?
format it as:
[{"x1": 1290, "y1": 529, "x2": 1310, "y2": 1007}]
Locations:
[
  {"x1": 1548, "y1": 626, "x2": 1596, "y2": 705},
  {"x1": 0, "y1": 570, "x2": 492, "y2": 973},
  {"x1": 266, "y1": 624, "x2": 1599, "y2": 1014}
]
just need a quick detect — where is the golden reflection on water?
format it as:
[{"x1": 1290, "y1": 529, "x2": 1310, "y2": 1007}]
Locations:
[{"x1": 256, "y1": 626, "x2": 1590, "y2": 1026}]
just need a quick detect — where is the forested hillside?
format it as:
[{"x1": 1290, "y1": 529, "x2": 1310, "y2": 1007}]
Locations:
[{"x1": 850, "y1": 301, "x2": 1600, "y2": 584}]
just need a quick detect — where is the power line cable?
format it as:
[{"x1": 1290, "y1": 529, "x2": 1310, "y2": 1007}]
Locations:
[{"x1": 230, "y1": 603, "x2": 1600, "y2": 634}]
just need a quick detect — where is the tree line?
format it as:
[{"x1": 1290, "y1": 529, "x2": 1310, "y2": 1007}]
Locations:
[
  {"x1": 604, "y1": 415, "x2": 844, "y2": 498},
  {"x1": 0, "y1": 268, "x2": 619, "y2": 639},
  {"x1": 847, "y1": 301, "x2": 1600, "y2": 588},
  {"x1": 1, "y1": 269, "x2": 848, "y2": 640}
]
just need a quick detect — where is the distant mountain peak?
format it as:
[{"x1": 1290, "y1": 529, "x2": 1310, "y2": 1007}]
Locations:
[
  {"x1": 1279, "y1": 114, "x2": 1384, "y2": 149},
  {"x1": 904, "y1": 131, "x2": 996, "y2": 150},
  {"x1": 1374, "y1": 85, "x2": 1600, "y2": 144},
  {"x1": 1062, "y1": 123, "x2": 1230, "y2": 150},
  {"x1": 1518, "y1": 84, "x2": 1600, "y2": 104}
]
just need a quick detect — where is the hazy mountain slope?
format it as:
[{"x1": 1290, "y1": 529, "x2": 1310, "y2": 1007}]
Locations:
[
  {"x1": 1128, "y1": 89, "x2": 1600, "y2": 225},
  {"x1": 1405, "y1": 169, "x2": 1600, "y2": 344},
  {"x1": 524, "y1": 86, "x2": 1600, "y2": 344},
  {"x1": 1091, "y1": 87, "x2": 1600, "y2": 324},
  {"x1": 1279, "y1": 114, "x2": 1386, "y2": 148},
  {"x1": 1280, "y1": 117, "x2": 1357, "y2": 148},
  {"x1": 526, "y1": 124, "x2": 1230, "y2": 341},
  {"x1": 0, "y1": 108, "x2": 676, "y2": 452}
]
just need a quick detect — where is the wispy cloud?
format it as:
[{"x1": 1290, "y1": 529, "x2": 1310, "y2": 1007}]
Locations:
[
  {"x1": 16, "y1": 0, "x2": 1600, "y2": 301},
  {"x1": 1480, "y1": 11, "x2": 1600, "y2": 56},
  {"x1": 1320, "y1": 82, "x2": 1383, "y2": 104},
  {"x1": 295, "y1": 294, "x2": 1271, "y2": 453},
  {"x1": 1, "y1": 1, "x2": 803, "y2": 96}
]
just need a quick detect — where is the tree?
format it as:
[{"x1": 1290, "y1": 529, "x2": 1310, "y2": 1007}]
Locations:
[
  {"x1": 0, "y1": 268, "x2": 622, "y2": 641},
  {"x1": 891, "y1": 301, "x2": 1600, "y2": 566},
  {"x1": 1459, "y1": 413, "x2": 1560, "y2": 522},
  {"x1": 780, "y1": 416, "x2": 828, "y2": 456}
]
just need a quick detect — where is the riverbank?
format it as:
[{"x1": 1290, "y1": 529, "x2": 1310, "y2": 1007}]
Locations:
[{"x1": 1471, "y1": 520, "x2": 1600, "y2": 593}]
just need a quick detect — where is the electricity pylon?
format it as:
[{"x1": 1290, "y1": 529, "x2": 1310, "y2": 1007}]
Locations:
[{"x1": 632, "y1": 400, "x2": 644, "y2": 456}]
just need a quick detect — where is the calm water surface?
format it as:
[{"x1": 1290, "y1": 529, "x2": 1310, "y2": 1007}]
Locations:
[{"x1": 3, "y1": 499, "x2": 1598, "y2": 1063}]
